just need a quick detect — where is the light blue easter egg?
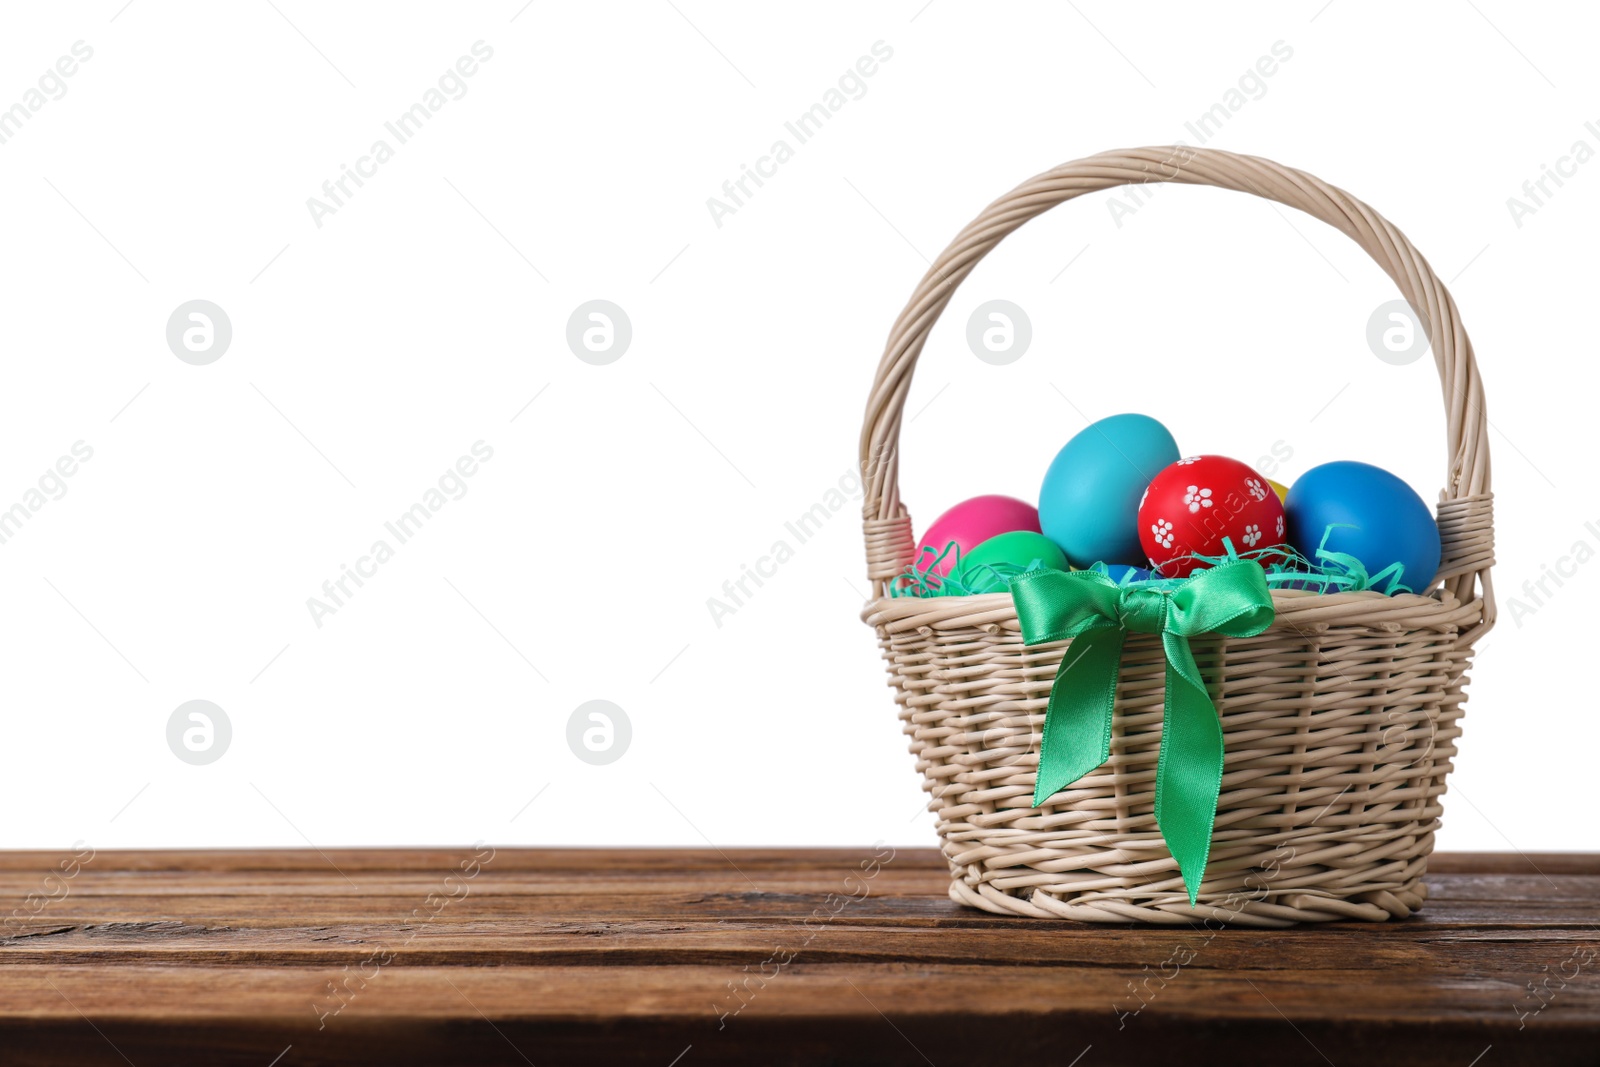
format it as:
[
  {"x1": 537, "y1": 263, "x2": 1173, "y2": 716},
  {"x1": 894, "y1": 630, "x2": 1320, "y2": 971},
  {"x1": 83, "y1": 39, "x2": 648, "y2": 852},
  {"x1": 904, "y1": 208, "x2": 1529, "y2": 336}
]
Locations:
[{"x1": 1039, "y1": 413, "x2": 1180, "y2": 568}]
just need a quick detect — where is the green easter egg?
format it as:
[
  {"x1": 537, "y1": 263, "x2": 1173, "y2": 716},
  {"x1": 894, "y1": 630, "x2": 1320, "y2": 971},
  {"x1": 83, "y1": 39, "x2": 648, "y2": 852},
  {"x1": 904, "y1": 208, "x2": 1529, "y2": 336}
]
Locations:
[{"x1": 959, "y1": 530, "x2": 1068, "y2": 579}]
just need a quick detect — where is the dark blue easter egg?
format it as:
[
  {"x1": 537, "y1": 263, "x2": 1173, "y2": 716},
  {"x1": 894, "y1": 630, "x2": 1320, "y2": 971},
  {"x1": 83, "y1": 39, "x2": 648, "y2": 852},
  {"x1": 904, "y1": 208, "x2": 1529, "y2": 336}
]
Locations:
[
  {"x1": 1039, "y1": 413, "x2": 1179, "y2": 568},
  {"x1": 1285, "y1": 461, "x2": 1441, "y2": 593},
  {"x1": 1093, "y1": 562, "x2": 1153, "y2": 585}
]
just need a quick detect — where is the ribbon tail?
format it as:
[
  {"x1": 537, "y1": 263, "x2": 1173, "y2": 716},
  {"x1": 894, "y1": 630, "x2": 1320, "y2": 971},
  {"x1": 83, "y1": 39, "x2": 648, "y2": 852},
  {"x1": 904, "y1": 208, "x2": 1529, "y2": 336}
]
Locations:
[
  {"x1": 1154, "y1": 633, "x2": 1225, "y2": 906},
  {"x1": 1032, "y1": 624, "x2": 1124, "y2": 808}
]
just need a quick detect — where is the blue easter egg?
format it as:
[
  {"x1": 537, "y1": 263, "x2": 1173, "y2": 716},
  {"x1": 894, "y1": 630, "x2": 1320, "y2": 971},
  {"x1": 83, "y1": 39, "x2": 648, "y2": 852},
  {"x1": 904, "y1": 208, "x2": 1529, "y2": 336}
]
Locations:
[
  {"x1": 1039, "y1": 413, "x2": 1180, "y2": 568},
  {"x1": 1285, "y1": 461, "x2": 1441, "y2": 593},
  {"x1": 1091, "y1": 562, "x2": 1152, "y2": 585}
]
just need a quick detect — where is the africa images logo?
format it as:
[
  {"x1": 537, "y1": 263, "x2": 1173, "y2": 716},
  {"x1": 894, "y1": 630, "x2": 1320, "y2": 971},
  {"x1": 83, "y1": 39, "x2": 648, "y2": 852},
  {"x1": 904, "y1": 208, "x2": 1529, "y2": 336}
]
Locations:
[
  {"x1": 305, "y1": 41, "x2": 495, "y2": 228},
  {"x1": 704, "y1": 40, "x2": 893, "y2": 228}
]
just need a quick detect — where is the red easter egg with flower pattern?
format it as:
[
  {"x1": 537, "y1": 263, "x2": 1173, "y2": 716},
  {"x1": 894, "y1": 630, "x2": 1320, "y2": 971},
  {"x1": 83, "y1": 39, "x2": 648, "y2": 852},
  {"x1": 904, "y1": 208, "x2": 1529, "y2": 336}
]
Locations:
[{"x1": 1137, "y1": 455, "x2": 1286, "y2": 577}]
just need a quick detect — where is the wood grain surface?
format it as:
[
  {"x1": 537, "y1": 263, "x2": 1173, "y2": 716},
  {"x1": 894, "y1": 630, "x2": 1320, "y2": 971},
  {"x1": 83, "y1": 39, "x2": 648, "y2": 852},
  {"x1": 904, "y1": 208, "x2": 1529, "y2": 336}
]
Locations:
[{"x1": 0, "y1": 847, "x2": 1593, "y2": 1066}]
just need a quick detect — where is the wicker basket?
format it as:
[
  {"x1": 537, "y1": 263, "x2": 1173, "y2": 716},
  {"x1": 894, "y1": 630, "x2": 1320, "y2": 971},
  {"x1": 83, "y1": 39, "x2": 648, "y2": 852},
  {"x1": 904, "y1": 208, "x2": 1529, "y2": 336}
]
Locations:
[{"x1": 860, "y1": 147, "x2": 1494, "y2": 926}]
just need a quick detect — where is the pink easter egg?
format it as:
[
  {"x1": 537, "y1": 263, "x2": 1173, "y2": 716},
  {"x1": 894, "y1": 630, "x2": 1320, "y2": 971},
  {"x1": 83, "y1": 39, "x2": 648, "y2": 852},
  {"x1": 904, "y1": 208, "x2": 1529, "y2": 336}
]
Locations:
[{"x1": 916, "y1": 495, "x2": 1042, "y2": 578}]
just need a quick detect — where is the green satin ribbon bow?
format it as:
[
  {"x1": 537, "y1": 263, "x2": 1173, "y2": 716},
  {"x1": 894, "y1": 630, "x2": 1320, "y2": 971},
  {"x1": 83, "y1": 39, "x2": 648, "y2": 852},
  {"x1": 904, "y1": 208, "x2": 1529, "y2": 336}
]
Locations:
[{"x1": 1011, "y1": 561, "x2": 1275, "y2": 905}]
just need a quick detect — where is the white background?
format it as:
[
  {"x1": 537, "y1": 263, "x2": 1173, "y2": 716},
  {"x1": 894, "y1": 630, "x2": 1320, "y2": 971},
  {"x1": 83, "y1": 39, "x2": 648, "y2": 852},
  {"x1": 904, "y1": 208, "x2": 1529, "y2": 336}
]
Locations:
[{"x1": 0, "y1": 1, "x2": 1591, "y2": 856}]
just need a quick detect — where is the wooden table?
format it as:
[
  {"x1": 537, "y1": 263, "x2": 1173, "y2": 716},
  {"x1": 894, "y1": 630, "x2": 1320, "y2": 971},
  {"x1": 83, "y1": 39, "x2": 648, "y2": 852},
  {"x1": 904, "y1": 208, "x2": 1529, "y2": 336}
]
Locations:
[{"x1": 0, "y1": 848, "x2": 1594, "y2": 1065}]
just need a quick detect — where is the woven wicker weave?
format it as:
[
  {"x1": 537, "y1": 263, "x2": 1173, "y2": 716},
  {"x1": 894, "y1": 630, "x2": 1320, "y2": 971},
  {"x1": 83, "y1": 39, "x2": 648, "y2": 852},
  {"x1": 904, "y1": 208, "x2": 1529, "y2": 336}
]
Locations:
[{"x1": 860, "y1": 147, "x2": 1494, "y2": 926}]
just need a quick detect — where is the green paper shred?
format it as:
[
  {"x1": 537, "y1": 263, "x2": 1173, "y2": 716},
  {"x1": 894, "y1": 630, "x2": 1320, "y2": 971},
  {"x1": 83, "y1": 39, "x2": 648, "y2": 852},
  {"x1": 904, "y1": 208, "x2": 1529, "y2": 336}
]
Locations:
[{"x1": 890, "y1": 528, "x2": 1414, "y2": 600}]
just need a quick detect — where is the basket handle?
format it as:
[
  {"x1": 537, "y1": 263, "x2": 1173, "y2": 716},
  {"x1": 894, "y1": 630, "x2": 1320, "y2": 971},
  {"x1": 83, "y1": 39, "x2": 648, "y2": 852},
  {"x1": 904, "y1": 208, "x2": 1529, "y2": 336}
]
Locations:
[{"x1": 859, "y1": 146, "x2": 1494, "y2": 628}]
